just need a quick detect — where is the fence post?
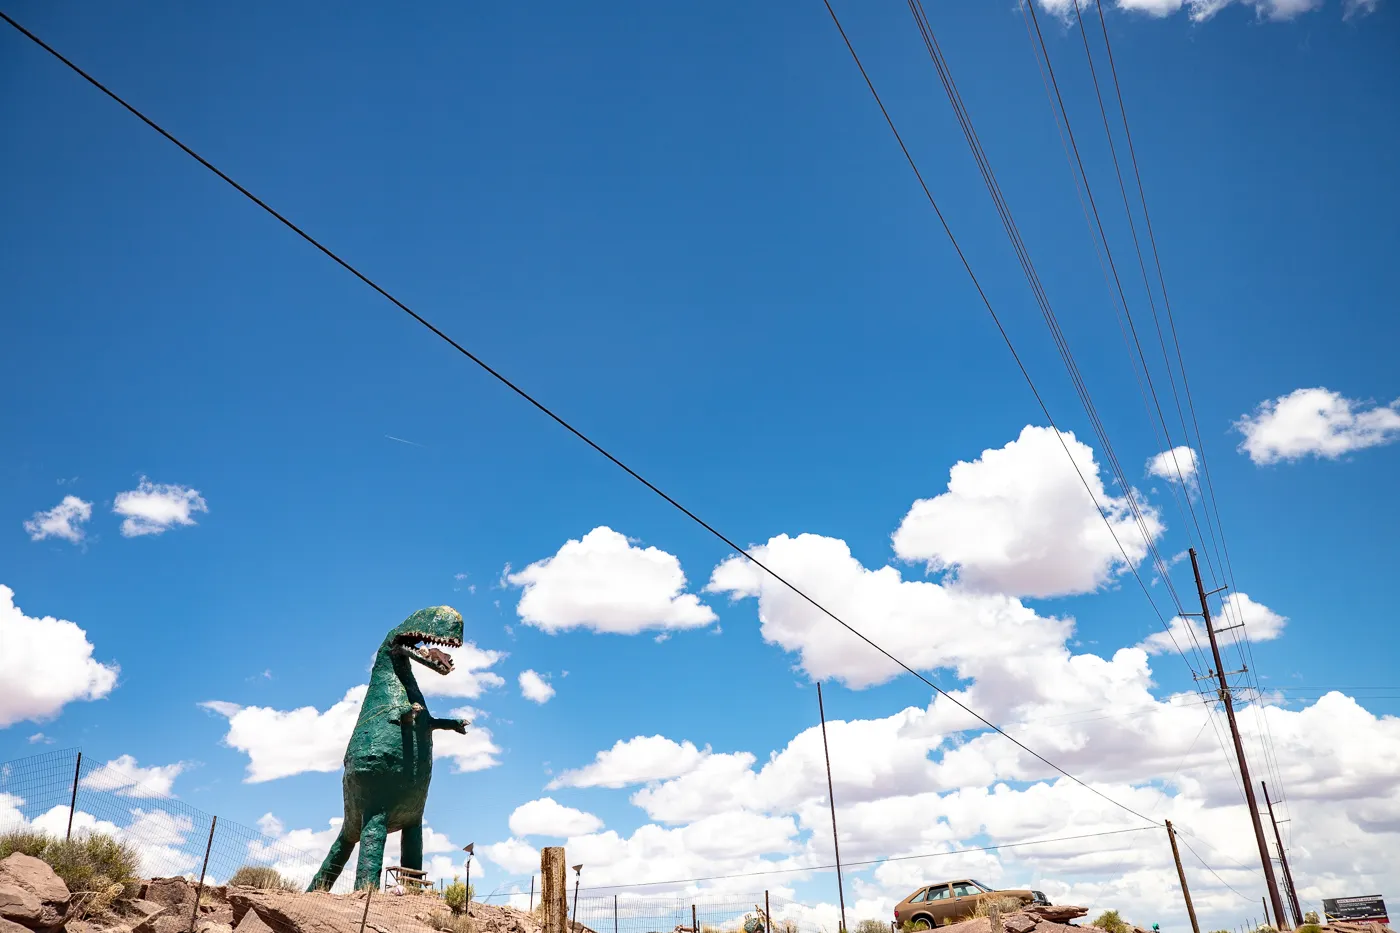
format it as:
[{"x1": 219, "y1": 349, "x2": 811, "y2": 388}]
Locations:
[
  {"x1": 189, "y1": 816, "x2": 216, "y2": 933},
  {"x1": 693, "y1": 904, "x2": 698, "y2": 933},
  {"x1": 530, "y1": 876, "x2": 535, "y2": 911},
  {"x1": 543, "y1": 848, "x2": 567, "y2": 933},
  {"x1": 358, "y1": 886, "x2": 373, "y2": 933},
  {"x1": 614, "y1": 893, "x2": 619, "y2": 933},
  {"x1": 65, "y1": 752, "x2": 82, "y2": 842},
  {"x1": 766, "y1": 891, "x2": 771, "y2": 933}
]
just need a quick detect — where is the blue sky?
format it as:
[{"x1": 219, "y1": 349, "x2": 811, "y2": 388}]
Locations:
[{"x1": 2, "y1": 1, "x2": 1398, "y2": 930}]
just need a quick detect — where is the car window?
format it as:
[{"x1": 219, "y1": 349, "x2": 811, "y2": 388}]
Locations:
[
  {"x1": 926, "y1": 886, "x2": 951, "y2": 901},
  {"x1": 970, "y1": 881, "x2": 992, "y2": 893},
  {"x1": 951, "y1": 883, "x2": 978, "y2": 898}
]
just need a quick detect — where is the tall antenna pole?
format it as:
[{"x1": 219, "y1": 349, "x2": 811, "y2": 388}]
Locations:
[
  {"x1": 1189, "y1": 548, "x2": 1288, "y2": 929},
  {"x1": 816, "y1": 683, "x2": 848, "y2": 933}
]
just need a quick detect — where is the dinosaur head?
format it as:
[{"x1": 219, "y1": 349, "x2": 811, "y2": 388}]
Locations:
[{"x1": 387, "y1": 606, "x2": 464, "y2": 677}]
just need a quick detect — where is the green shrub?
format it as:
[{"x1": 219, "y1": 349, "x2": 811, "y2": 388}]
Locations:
[
  {"x1": 0, "y1": 829, "x2": 52, "y2": 861},
  {"x1": 1092, "y1": 911, "x2": 1131, "y2": 933},
  {"x1": 1304, "y1": 915, "x2": 1321, "y2": 927},
  {"x1": 40, "y1": 832, "x2": 142, "y2": 916},
  {"x1": 443, "y1": 877, "x2": 473, "y2": 914},
  {"x1": 1296, "y1": 925, "x2": 1323, "y2": 933},
  {"x1": 229, "y1": 866, "x2": 298, "y2": 890}
]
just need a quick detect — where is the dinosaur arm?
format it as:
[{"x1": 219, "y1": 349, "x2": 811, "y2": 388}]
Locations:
[{"x1": 429, "y1": 716, "x2": 469, "y2": 734}]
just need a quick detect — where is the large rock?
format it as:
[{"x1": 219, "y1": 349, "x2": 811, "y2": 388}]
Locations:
[
  {"x1": 1005, "y1": 914, "x2": 1038, "y2": 933},
  {"x1": 0, "y1": 886, "x2": 44, "y2": 927},
  {"x1": 140, "y1": 879, "x2": 195, "y2": 914},
  {"x1": 2, "y1": 917, "x2": 40, "y2": 933},
  {"x1": 1026, "y1": 907, "x2": 1088, "y2": 923},
  {"x1": 0, "y1": 855, "x2": 70, "y2": 929}
]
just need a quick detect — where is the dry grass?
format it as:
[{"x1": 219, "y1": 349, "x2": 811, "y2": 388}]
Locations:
[
  {"x1": 429, "y1": 910, "x2": 476, "y2": 933},
  {"x1": 229, "y1": 866, "x2": 299, "y2": 891},
  {"x1": 855, "y1": 919, "x2": 891, "y2": 933},
  {"x1": 974, "y1": 898, "x2": 1027, "y2": 920},
  {"x1": 0, "y1": 830, "x2": 142, "y2": 920}
]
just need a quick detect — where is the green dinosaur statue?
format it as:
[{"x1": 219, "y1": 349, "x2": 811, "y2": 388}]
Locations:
[{"x1": 308, "y1": 606, "x2": 470, "y2": 892}]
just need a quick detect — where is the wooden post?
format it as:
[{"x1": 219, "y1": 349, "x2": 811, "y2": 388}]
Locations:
[
  {"x1": 816, "y1": 683, "x2": 848, "y2": 933},
  {"x1": 65, "y1": 752, "x2": 82, "y2": 842},
  {"x1": 542, "y1": 848, "x2": 567, "y2": 933},
  {"x1": 189, "y1": 816, "x2": 217, "y2": 933},
  {"x1": 693, "y1": 904, "x2": 698, "y2": 933},
  {"x1": 1165, "y1": 821, "x2": 1200, "y2": 933}
]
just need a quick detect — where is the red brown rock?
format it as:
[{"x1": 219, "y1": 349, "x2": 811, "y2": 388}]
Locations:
[
  {"x1": 0, "y1": 855, "x2": 70, "y2": 929},
  {"x1": 0, "y1": 886, "x2": 44, "y2": 928},
  {"x1": 136, "y1": 881, "x2": 194, "y2": 915},
  {"x1": 1026, "y1": 907, "x2": 1089, "y2": 923},
  {"x1": 1005, "y1": 914, "x2": 1038, "y2": 933}
]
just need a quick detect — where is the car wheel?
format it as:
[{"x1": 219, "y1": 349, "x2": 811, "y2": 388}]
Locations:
[{"x1": 911, "y1": 918, "x2": 934, "y2": 931}]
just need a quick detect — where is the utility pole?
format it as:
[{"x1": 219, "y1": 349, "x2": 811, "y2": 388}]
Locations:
[
  {"x1": 1189, "y1": 548, "x2": 1288, "y2": 930},
  {"x1": 1165, "y1": 820, "x2": 1200, "y2": 933},
  {"x1": 816, "y1": 683, "x2": 848, "y2": 933},
  {"x1": 1262, "y1": 782, "x2": 1302, "y2": 927}
]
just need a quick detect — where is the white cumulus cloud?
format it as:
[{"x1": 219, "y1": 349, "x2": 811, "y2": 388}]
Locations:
[
  {"x1": 24, "y1": 496, "x2": 93, "y2": 544},
  {"x1": 1138, "y1": 592, "x2": 1286, "y2": 657},
  {"x1": 1038, "y1": 0, "x2": 1358, "y2": 21},
  {"x1": 202, "y1": 688, "x2": 500, "y2": 781},
  {"x1": 1236, "y1": 387, "x2": 1400, "y2": 465},
  {"x1": 507, "y1": 527, "x2": 716, "y2": 634},
  {"x1": 113, "y1": 477, "x2": 209, "y2": 537},
  {"x1": 548, "y1": 735, "x2": 709, "y2": 789},
  {"x1": 0, "y1": 585, "x2": 119, "y2": 727},
  {"x1": 518, "y1": 670, "x2": 555, "y2": 704},
  {"x1": 891, "y1": 426, "x2": 1162, "y2": 598},
  {"x1": 1146, "y1": 446, "x2": 1199, "y2": 486},
  {"x1": 80, "y1": 755, "x2": 188, "y2": 798},
  {"x1": 508, "y1": 797, "x2": 604, "y2": 837},
  {"x1": 420, "y1": 643, "x2": 507, "y2": 699}
]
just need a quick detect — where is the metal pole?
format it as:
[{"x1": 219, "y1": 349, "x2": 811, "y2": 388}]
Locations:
[
  {"x1": 189, "y1": 816, "x2": 217, "y2": 933},
  {"x1": 765, "y1": 891, "x2": 771, "y2": 933},
  {"x1": 571, "y1": 874, "x2": 581, "y2": 933},
  {"x1": 465, "y1": 857, "x2": 473, "y2": 917},
  {"x1": 358, "y1": 887, "x2": 373, "y2": 933},
  {"x1": 65, "y1": 752, "x2": 82, "y2": 842},
  {"x1": 1190, "y1": 548, "x2": 1288, "y2": 929},
  {"x1": 816, "y1": 683, "x2": 848, "y2": 933},
  {"x1": 693, "y1": 904, "x2": 698, "y2": 933},
  {"x1": 1165, "y1": 821, "x2": 1200, "y2": 933},
  {"x1": 614, "y1": 893, "x2": 619, "y2": 933},
  {"x1": 530, "y1": 876, "x2": 535, "y2": 912},
  {"x1": 1262, "y1": 781, "x2": 1302, "y2": 927},
  {"x1": 1263, "y1": 899, "x2": 1272, "y2": 930}
]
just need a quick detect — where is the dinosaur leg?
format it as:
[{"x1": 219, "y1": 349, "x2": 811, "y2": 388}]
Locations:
[
  {"x1": 401, "y1": 822, "x2": 424, "y2": 873},
  {"x1": 307, "y1": 827, "x2": 356, "y2": 892},
  {"x1": 354, "y1": 809, "x2": 390, "y2": 891}
]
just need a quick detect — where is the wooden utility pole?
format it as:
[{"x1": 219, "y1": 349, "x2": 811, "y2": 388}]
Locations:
[
  {"x1": 1262, "y1": 781, "x2": 1302, "y2": 927},
  {"x1": 816, "y1": 683, "x2": 848, "y2": 933},
  {"x1": 1165, "y1": 820, "x2": 1200, "y2": 933},
  {"x1": 1189, "y1": 548, "x2": 1288, "y2": 930},
  {"x1": 542, "y1": 847, "x2": 567, "y2": 933}
]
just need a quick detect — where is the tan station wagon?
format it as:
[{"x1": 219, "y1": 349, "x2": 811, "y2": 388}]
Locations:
[{"x1": 893, "y1": 879, "x2": 1050, "y2": 929}]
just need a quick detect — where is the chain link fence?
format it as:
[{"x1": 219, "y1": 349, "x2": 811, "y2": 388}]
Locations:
[{"x1": 0, "y1": 748, "x2": 827, "y2": 933}]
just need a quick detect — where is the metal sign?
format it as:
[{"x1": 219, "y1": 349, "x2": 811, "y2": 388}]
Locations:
[{"x1": 1323, "y1": 896, "x2": 1388, "y2": 923}]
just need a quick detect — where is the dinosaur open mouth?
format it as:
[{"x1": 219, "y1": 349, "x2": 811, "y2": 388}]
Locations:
[{"x1": 396, "y1": 631, "x2": 462, "y2": 675}]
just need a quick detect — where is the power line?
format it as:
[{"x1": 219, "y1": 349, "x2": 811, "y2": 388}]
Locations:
[
  {"x1": 1178, "y1": 835, "x2": 1257, "y2": 903},
  {"x1": 0, "y1": 9, "x2": 1162, "y2": 830},
  {"x1": 577, "y1": 826, "x2": 1156, "y2": 892}
]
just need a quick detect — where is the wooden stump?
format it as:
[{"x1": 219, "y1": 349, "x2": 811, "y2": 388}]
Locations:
[{"x1": 542, "y1": 846, "x2": 567, "y2": 933}]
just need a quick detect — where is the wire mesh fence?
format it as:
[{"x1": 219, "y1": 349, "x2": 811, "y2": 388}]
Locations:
[
  {"x1": 573, "y1": 893, "x2": 819, "y2": 933},
  {"x1": 0, "y1": 748, "x2": 827, "y2": 933}
]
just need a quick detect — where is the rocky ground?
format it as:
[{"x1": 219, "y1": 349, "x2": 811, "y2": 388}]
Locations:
[{"x1": 0, "y1": 853, "x2": 547, "y2": 933}]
